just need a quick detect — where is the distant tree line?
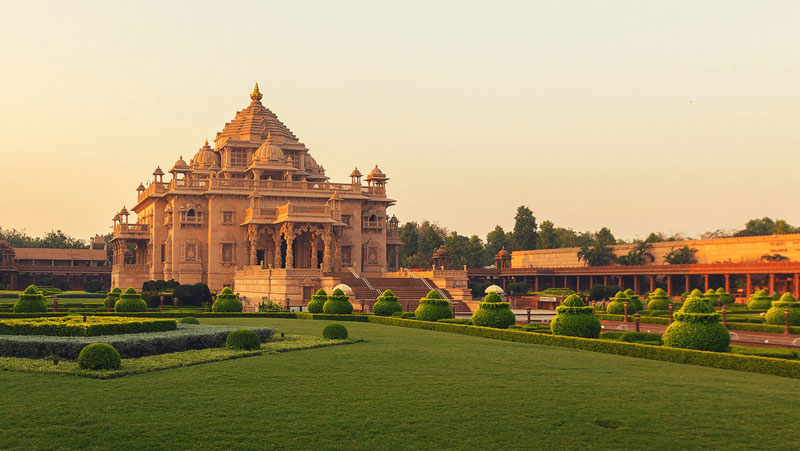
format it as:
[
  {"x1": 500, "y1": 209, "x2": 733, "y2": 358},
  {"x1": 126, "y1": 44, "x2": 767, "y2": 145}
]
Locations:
[{"x1": 0, "y1": 227, "x2": 93, "y2": 249}]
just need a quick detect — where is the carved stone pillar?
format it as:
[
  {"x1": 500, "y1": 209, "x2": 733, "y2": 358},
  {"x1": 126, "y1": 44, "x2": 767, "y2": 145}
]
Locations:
[
  {"x1": 310, "y1": 236, "x2": 318, "y2": 269},
  {"x1": 284, "y1": 223, "x2": 295, "y2": 270},
  {"x1": 248, "y1": 225, "x2": 258, "y2": 266},
  {"x1": 322, "y1": 226, "x2": 332, "y2": 273},
  {"x1": 272, "y1": 227, "x2": 282, "y2": 269}
]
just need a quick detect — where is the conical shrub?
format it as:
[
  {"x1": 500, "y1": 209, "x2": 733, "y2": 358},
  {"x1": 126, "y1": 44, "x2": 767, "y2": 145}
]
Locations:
[
  {"x1": 373, "y1": 289, "x2": 403, "y2": 316},
  {"x1": 746, "y1": 289, "x2": 772, "y2": 310},
  {"x1": 307, "y1": 288, "x2": 327, "y2": 313},
  {"x1": 212, "y1": 287, "x2": 243, "y2": 312},
  {"x1": 323, "y1": 288, "x2": 353, "y2": 314},
  {"x1": 765, "y1": 293, "x2": 800, "y2": 326},
  {"x1": 114, "y1": 287, "x2": 148, "y2": 312},
  {"x1": 472, "y1": 292, "x2": 516, "y2": 329},
  {"x1": 13, "y1": 285, "x2": 47, "y2": 313},
  {"x1": 414, "y1": 290, "x2": 452, "y2": 322},
  {"x1": 550, "y1": 294, "x2": 601, "y2": 338},
  {"x1": 646, "y1": 288, "x2": 672, "y2": 310},
  {"x1": 662, "y1": 295, "x2": 730, "y2": 352}
]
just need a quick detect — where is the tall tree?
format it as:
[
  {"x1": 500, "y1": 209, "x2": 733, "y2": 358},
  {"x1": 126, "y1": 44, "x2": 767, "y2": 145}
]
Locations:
[
  {"x1": 577, "y1": 243, "x2": 617, "y2": 267},
  {"x1": 398, "y1": 222, "x2": 419, "y2": 263},
  {"x1": 594, "y1": 227, "x2": 617, "y2": 246},
  {"x1": 536, "y1": 220, "x2": 557, "y2": 249},
  {"x1": 485, "y1": 225, "x2": 508, "y2": 258},
  {"x1": 664, "y1": 246, "x2": 698, "y2": 265},
  {"x1": 511, "y1": 205, "x2": 538, "y2": 250}
]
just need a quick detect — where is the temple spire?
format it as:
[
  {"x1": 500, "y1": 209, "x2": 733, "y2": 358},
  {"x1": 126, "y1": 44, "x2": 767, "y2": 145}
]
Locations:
[{"x1": 250, "y1": 82, "x2": 263, "y2": 101}]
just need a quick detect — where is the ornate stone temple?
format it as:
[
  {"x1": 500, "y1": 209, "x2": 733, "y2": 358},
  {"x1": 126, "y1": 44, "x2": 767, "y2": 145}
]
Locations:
[{"x1": 111, "y1": 84, "x2": 402, "y2": 301}]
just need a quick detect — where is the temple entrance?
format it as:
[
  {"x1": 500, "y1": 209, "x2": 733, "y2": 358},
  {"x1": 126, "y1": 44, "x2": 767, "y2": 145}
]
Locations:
[
  {"x1": 302, "y1": 286, "x2": 313, "y2": 301},
  {"x1": 256, "y1": 250, "x2": 265, "y2": 266}
]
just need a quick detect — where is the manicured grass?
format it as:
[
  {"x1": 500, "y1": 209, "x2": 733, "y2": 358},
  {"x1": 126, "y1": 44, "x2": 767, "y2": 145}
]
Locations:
[{"x1": 0, "y1": 317, "x2": 798, "y2": 449}]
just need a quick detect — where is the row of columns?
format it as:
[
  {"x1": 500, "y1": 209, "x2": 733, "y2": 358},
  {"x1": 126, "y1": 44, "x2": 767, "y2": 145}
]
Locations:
[
  {"x1": 248, "y1": 222, "x2": 339, "y2": 272},
  {"x1": 510, "y1": 272, "x2": 800, "y2": 297}
]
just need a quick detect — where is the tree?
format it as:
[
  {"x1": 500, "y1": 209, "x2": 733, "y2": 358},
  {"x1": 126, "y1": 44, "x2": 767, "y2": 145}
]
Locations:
[
  {"x1": 398, "y1": 222, "x2": 419, "y2": 263},
  {"x1": 536, "y1": 220, "x2": 557, "y2": 249},
  {"x1": 617, "y1": 240, "x2": 655, "y2": 266},
  {"x1": 464, "y1": 235, "x2": 488, "y2": 268},
  {"x1": 577, "y1": 243, "x2": 617, "y2": 267},
  {"x1": 664, "y1": 246, "x2": 698, "y2": 265},
  {"x1": 485, "y1": 225, "x2": 508, "y2": 259},
  {"x1": 417, "y1": 221, "x2": 446, "y2": 256},
  {"x1": 0, "y1": 227, "x2": 89, "y2": 249},
  {"x1": 594, "y1": 227, "x2": 617, "y2": 246},
  {"x1": 511, "y1": 206, "x2": 538, "y2": 250}
]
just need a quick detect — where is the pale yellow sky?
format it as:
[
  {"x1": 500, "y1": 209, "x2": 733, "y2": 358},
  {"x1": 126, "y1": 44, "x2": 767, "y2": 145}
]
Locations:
[{"x1": 1, "y1": 1, "x2": 799, "y2": 242}]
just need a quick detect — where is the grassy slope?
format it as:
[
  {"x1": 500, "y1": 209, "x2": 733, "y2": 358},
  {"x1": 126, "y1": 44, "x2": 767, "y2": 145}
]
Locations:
[{"x1": 0, "y1": 318, "x2": 798, "y2": 450}]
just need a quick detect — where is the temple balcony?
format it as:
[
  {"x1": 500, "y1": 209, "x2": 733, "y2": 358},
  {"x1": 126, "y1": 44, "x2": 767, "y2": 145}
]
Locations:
[
  {"x1": 112, "y1": 223, "x2": 149, "y2": 240},
  {"x1": 243, "y1": 202, "x2": 342, "y2": 225},
  {"x1": 137, "y1": 182, "x2": 170, "y2": 203}
]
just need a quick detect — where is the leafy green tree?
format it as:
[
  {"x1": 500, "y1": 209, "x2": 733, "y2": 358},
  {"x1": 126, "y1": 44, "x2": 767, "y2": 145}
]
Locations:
[
  {"x1": 485, "y1": 225, "x2": 508, "y2": 258},
  {"x1": 537, "y1": 220, "x2": 557, "y2": 249},
  {"x1": 664, "y1": 246, "x2": 698, "y2": 264},
  {"x1": 594, "y1": 227, "x2": 617, "y2": 246},
  {"x1": 418, "y1": 221, "x2": 445, "y2": 256},
  {"x1": 398, "y1": 222, "x2": 419, "y2": 263},
  {"x1": 617, "y1": 240, "x2": 655, "y2": 266},
  {"x1": 577, "y1": 243, "x2": 617, "y2": 267},
  {"x1": 0, "y1": 227, "x2": 89, "y2": 249},
  {"x1": 464, "y1": 235, "x2": 488, "y2": 268},
  {"x1": 511, "y1": 206, "x2": 538, "y2": 250}
]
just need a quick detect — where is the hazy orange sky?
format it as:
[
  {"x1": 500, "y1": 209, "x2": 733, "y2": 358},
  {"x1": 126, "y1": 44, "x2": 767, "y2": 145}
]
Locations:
[{"x1": 1, "y1": 1, "x2": 799, "y2": 242}]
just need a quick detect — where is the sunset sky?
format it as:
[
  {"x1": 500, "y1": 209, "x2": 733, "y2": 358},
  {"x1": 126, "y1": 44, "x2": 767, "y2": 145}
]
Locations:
[{"x1": 1, "y1": 1, "x2": 799, "y2": 242}]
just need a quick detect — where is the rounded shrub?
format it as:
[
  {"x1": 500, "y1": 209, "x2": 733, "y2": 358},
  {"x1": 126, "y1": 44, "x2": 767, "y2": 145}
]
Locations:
[
  {"x1": 114, "y1": 287, "x2": 148, "y2": 312},
  {"x1": 472, "y1": 292, "x2": 516, "y2": 329},
  {"x1": 225, "y1": 329, "x2": 261, "y2": 350},
  {"x1": 704, "y1": 289, "x2": 720, "y2": 306},
  {"x1": 765, "y1": 293, "x2": 800, "y2": 326},
  {"x1": 13, "y1": 285, "x2": 48, "y2": 313},
  {"x1": 322, "y1": 323, "x2": 349, "y2": 339},
  {"x1": 746, "y1": 289, "x2": 772, "y2": 310},
  {"x1": 307, "y1": 288, "x2": 327, "y2": 313},
  {"x1": 77, "y1": 343, "x2": 121, "y2": 370},
  {"x1": 373, "y1": 289, "x2": 403, "y2": 317},
  {"x1": 104, "y1": 287, "x2": 122, "y2": 309},
  {"x1": 662, "y1": 296, "x2": 730, "y2": 352},
  {"x1": 606, "y1": 291, "x2": 629, "y2": 315},
  {"x1": 646, "y1": 288, "x2": 672, "y2": 311},
  {"x1": 323, "y1": 288, "x2": 354, "y2": 314},
  {"x1": 549, "y1": 294, "x2": 601, "y2": 338},
  {"x1": 178, "y1": 316, "x2": 200, "y2": 325},
  {"x1": 414, "y1": 290, "x2": 453, "y2": 322},
  {"x1": 212, "y1": 287, "x2": 243, "y2": 313}
]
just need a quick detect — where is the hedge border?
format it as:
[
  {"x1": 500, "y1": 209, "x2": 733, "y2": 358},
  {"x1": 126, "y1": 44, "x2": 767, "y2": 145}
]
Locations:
[
  {"x1": 365, "y1": 316, "x2": 800, "y2": 379},
  {"x1": 596, "y1": 313, "x2": 800, "y2": 335}
]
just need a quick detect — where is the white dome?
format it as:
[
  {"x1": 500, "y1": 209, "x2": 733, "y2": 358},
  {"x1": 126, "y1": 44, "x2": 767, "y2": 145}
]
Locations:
[
  {"x1": 485, "y1": 284, "x2": 505, "y2": 294},
  {"x1": 333, "y1": 283, "x2": 354, "y2": 296}
]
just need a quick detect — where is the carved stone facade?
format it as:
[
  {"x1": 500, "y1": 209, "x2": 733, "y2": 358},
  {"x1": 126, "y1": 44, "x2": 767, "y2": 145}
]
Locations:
[{"x1": 111, "y1": 84, "x2": 399, "y2": 295}]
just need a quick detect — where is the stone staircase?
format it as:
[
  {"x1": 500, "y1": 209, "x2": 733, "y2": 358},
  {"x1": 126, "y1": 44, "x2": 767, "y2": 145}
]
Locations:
[{"x1": 335, "y1": 272, "x2": 470, "y2": 313}]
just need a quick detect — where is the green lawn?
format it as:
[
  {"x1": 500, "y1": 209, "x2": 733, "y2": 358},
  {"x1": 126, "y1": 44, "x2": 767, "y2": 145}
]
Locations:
[{"x1": 0, "y1": 317, "x2": 798, "y2": 450}]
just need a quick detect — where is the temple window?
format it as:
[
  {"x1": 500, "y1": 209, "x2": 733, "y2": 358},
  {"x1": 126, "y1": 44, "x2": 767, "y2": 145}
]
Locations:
[
  {"x1": 230, "y1": 149, "x2": 247, "y2": 167},
  {"x1": 222, "y1": 243, "x2": 234, "y2": 262},
  {"x1": 222, "y1": 211, "x2": 234, "y2": 225},
  {"x1": 160, "y1": 244, "x2": 166, "y2": 263}
]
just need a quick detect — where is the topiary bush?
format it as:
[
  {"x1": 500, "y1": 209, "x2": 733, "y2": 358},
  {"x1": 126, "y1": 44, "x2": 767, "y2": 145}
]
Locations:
[
  {"x1": 472, "y1": 291, "x2": 516, "y2": 329},
  {"x1": 549, "y1": 294, "x2": 601, "y2": 338},
  {"x1": 646, "y1": 288, "x2": 672, "y2": 311},
  {"x1": 78, "y1": 343, "x2": 121, "y2": 370},
  {"x1": 662, "y1": 295, "x2": 730, "y2": 352},
  {"x1": 212, "y1": 287, "x2": 243, "y2": 313},
  {"x1": 104, "y1": 287, "x2": 122, "y2": 309},
  {"x1": 322, "y1": 323, "x2": 348, "y2": 339},
  {"x1": 414, "y1": 290, "x2": 453, "y2": 322},
  {"x1": 746, "y1": 289, "x2": 772, "y2": 310},
  {"x1": 323, "y1": 288, "x2": 354, "y2": 314},
  {"x1": 225, "y1": 329, "x2": 261, "y2": 350},
  {"x1": 13, "y1": 285, "x2": 48, "y2": 313},
  {"x1": 373, "y1": 289, "x2": 403, "y2": 316},
  {"x1": 606, "y1": 291, "x2": 630, "y2": 315},
  {"x1": 178, "y1": 316, "x2": 200, "y2": 325},
  {"x1": 704, "y1": 289, "x2": 720, "y2": 306},
  {"x1": 114, "y1": 287, "x2": 148, "y2": 312},
  {"x1": 307, "y1": 288, "x2": 327, "y2": 313},
  {"x1": 765, "y1": 293, "x2": 800, "y2": 326}
]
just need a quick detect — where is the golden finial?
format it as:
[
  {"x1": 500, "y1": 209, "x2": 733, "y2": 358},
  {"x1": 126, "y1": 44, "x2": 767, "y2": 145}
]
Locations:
[
  {"x1": 265, "y1": 132, "x2": 271, "y2": 142},
  {"x1": 250, "y1": 82, "x2": 263, "y2": 101},
  {"x1": 204, "y1": 139, "x2": 209, "y2": 146}
]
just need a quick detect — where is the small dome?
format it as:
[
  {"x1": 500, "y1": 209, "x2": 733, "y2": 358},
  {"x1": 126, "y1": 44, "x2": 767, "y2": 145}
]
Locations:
[
  {"x1": 329, "y1": 190, "x2": 342, "y2": 202},
  {"x1": 495, "y1": 247, "x2": 511, "y2": 259},
  {"x1": 333, "y1": 283, "x2": 354, "y2": 296},
  {"x1": 389, "y1": 214, "x2": 399, "y2": 224},
  {"x1": 367, "y1": 164, "x2": 386, "y2": 179},
  {"x1": 254, "y1": 134, "x2": 285, "y2": 164},
  {"x1": 136, "y1": 183, "x2": 145, "y2": 192},
  {"x1": 485, "y1": 284, "x2": 505, "y2": 294},
  {"x1": 153, "y1": 166, "x2": 164, "y2": 176},
  {"x1": 191, "y1": 140, "x2": 221, "y2": 168},
  {"x1": 350, "y1": 167, "x2": 362, "y2": 178},
  {"x1": 432, "y1": 246, "x2": 450, "y2": 258},
  {"x1": 119, "y1": 206, "x2": 129, "y2": 216},
  {"x1": 171, "y1": 155, "x2": 190, "y2": 172},
  {"x1": 305, "y1": 153, "x2": 320, "y2": 170}
]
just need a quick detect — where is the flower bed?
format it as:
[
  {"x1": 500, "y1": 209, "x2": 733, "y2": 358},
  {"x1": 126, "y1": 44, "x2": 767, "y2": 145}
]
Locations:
[
  {"x1": 0, "y1": 325, "x2": 275, "y2": 360},
  {"x1": 0, "y1": 316, "x2": 177, "y2": 337}
]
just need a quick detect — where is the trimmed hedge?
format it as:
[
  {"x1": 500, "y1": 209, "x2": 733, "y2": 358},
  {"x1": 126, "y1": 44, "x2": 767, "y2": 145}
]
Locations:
[
  {"x1": 323, "y1": 288, "x2": 354, "y2": 314},
  {"x1": 13, "y1": 286, "x2": 48, "y2": 313},
  {"x1": 365, "y1": 316, "x2": 800, "y2": 379},
  {"x1": 212, "y1": 287, "x2": 243, "y2": 313},
  {"x1": 78, "y1": 343, "x2": 121, "y2": 370},
  {"x1": 373, "y1": 289, "x2": 403, "y2": 317},
  {"x1": 0, "y1": 325, "x2": 275, "y2": 360},
  {"x1": 225, "y1": 329, "x2": 261, "y2": 350},
  {"x1": 178, "y1": 317, "x2": 200, "y2": 325},
  {"x1": 747, "y1": 289, "x2": 772, "y2": 310},
  {"x1": 392, "y1": 312, "x2": 416, "y2": 319},
  {"x1": 765, "y1": 293, "x2": 800, "y2": 326},
  {"x1": 322, "y1": 323, "x2": 348, "y2": 339},
  {"x1": 0, "y1": 316, "x2": 177, "y2": 337},
  {"x1": 415, "y1": 290, "x2": 453, "y2": 322},
  {"x1": 307, "y1": 289, "x2": 327, "y2": 314},
  {"x1": 663, "y1": 296, "x2": 730, "y2": 352},
  {"x1": 439, "y1": 318, "x2": 473, "y2": 325},
  {"x1": 115, "y1": 288, "x2": 147, "y2": 313}
]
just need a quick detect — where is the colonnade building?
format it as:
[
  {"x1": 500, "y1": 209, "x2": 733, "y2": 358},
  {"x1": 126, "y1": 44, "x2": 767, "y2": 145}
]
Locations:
[{"x1": 110, "y1": 84, "x2": 402, "y2": 301}]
